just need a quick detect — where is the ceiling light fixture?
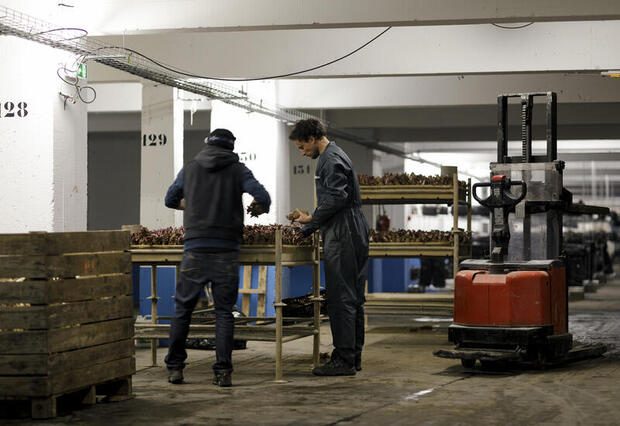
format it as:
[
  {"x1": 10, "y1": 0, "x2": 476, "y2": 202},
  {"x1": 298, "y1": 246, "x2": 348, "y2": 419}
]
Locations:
[{"x1": 601, "y1": 70, "x2": 620, "y2": 78}]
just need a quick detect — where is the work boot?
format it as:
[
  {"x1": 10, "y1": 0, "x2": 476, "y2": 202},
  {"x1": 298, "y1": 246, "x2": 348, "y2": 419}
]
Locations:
[
  {"x1": 312, "y1": 357, "x2": 356, "y2": 376},
  {"x1": 213, "y1": 371, "x2": 232, "y2": 387},
  {"x1": 355, "y1": 354, "x2": 362, "y2": 372},
  {"x1": 167, "y1": 368, "x2": 184, "y2": 384}
]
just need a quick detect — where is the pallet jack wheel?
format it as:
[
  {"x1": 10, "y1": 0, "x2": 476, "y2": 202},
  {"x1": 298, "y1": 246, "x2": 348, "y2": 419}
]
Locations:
[{"x1": 461, "y1": 358, "x2": 476, "y2": 368}]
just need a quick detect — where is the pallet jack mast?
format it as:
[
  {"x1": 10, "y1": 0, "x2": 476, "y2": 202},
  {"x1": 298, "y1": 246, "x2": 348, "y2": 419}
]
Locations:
[{"x1": 435, "y1": 92, "x2": 608, "y2": 368}]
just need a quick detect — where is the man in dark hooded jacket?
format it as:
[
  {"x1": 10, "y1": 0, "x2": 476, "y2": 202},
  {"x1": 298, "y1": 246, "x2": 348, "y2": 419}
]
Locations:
[
  {"x1": 164, "y1": 128, "x2": 271, "y2": 387},
  {"x1": 289, "y1": 119, "x2": 370, "y2": 376}
]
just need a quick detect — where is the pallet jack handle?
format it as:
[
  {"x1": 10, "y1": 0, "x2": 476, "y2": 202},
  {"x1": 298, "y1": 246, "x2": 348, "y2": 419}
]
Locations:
[
  {"x1": 472, "y1": 176, "x2": 527, "y2": 209},
  {"x1": 473, "y1": 175, "x2": 527, "y2": 263}
]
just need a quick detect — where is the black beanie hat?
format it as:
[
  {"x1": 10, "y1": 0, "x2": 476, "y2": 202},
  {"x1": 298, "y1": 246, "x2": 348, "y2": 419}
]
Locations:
[{"x1": 205, "y1": 128, "x2": 236, "y2": 150}]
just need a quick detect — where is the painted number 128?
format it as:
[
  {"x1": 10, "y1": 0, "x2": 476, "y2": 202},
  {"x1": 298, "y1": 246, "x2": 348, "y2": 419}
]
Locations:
[{"x1": 1, "y1": 101, "x2": 28, "y2": 118}]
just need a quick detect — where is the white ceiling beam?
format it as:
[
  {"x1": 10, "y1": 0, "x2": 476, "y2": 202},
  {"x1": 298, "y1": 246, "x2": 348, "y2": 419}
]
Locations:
[
  {"x1": 18, "y1": 0, "x2": 620, "y2": 34},
  {"x1": 278, "y1": 74, "x2": 620, "y2": 109},
  {"x1": 89, "y1": 75, "x2": 620, "y2": 113},
  {"x1": 88, "y1": 21, "x2": 620, "y2": 83}
]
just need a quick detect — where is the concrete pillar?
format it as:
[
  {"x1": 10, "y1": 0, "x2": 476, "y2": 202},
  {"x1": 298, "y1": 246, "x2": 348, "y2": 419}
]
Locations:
[
  {"x1": 210, "y1": 82, "x2": 289, "y2": 224},
  {"x1": 0, "y1": 37, "x2": 87, "y2": 233},
  {"x1": 140, "y1": 83, "x2": 184, "y2": 228},
  {"x1": 288, "y1": 138, "x2": 316, "y2": 216}
]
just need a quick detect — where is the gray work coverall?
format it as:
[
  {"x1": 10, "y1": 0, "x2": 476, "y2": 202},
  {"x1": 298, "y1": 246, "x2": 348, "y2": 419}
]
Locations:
[{"x1": 301, "y1": 142, "x2": 370, "y2": 366}]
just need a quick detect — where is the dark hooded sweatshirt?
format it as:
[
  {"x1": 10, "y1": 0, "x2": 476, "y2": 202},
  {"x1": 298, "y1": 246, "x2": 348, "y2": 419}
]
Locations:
[{"x1": 165, "y1": 144, "x2": 271, "y2": 251}]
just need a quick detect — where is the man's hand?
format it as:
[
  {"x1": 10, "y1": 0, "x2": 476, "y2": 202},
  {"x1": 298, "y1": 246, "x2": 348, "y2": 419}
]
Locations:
[
  {"x1": 298, "y1": 225, "x2": 315, "y2": 238},
  {"x1": 176, "y1": 199, "x2": 186, "y2": 210},
  {"x1": 247, "y1": 200, "x2": 267, "y2": 217},
  {"x1": 287, "y1": 208, "x2": 312, "y2": 224}
]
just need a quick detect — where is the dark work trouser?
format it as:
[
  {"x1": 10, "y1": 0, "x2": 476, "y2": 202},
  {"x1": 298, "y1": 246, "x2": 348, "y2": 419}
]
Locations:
[
  {"x1": 165, "y1": 250, "x2": 239, "y2": 373},
  {"x1": 322, "y1": 208, "x2": 369, "y2": 367}
]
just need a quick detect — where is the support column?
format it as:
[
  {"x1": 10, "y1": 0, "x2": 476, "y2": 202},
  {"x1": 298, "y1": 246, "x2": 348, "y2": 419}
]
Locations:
[
  {"x1": 140, "y1": 84, "x2": 184, "y2": 228},
  {"x1": 0, "y1": 37, "x2": 87, "y2": 233},
  {"x1": 210, "y1": 81, "x2": 288, "y2": 223}
]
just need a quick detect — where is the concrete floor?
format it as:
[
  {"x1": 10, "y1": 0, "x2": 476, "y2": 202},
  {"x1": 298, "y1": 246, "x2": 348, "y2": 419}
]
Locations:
[{"x1": 11, "y1": 277, "x2": 620, "y2": 425}]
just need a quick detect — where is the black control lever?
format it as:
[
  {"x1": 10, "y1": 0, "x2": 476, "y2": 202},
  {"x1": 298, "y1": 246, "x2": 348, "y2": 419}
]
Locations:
[{"x1": 473, "y1": 175, "x2": 527, "y2": 263}]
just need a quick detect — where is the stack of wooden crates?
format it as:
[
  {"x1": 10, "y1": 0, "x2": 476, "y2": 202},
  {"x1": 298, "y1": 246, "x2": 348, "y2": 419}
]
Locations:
[{"x1": 0, "y1": 231, "x2": 135, "y2": 419}]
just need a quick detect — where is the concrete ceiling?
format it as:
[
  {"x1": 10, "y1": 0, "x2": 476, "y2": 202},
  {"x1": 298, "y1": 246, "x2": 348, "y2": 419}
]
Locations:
[{"x1": 49, "y1": 0, "x2": 618, "y2": 198}]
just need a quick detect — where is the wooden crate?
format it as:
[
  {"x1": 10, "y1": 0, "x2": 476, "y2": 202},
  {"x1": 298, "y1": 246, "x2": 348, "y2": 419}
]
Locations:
[{"x1": 0, "y1": 231, "x2": 135, "y2": 419}]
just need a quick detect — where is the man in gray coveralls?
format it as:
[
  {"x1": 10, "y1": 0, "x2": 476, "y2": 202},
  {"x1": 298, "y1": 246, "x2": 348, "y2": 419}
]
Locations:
[{"x1": 289, "y1": 119, "x2": 370, "y2": 376}]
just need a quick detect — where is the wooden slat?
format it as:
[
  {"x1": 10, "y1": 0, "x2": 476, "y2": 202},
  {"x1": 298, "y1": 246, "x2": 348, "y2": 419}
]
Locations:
[
  {"x1": 0, "y1": 252, "x2": 131, "y2": 279},
  {"x1": 0, "y1": 330, "x2": 48, "y2": 354},
  {"x1": 365, "y1": 292, "x2": 453, "y2": 302},
  {"x1": 0, "y1": 280, "x2": 50, "y2": 305},
  {"x1": 0, "y1": 233, "x2": 46, "y2": 256},
  {"x1": 0, "y1": 318, "x2": 134, "y2": 355},
  {"x1": 257, "y1": 266, "x2": 267, "y2": 317},
  {"x1": 130, "y1": 245, "x2": 316, "y2": 265},
  {"x1": 47, "y1": 296, "x2": 133, "y2": 329},
  {"x1": 49, "y1": 318, "x2": 135, "y2": 353},
  {"x1": 0, "y1": 376, "x2": 50, "y2": 398},
  {"x1": 0, "y1": 305, "x2": 47, "y2": 330},
  {"x1": 241, "y1": 266, "x2": 252, "y2": 316},
  {"x1": 0, "y1": 357, "x2": 135, "y2": 398},
  {"x1": 49, "y1": 340, "x2": 134, "y2": 375},
  {"x1": 44, "y1": 231, "x2": 130, "y2": 255},
  {"x1": 239, "y1": 288, "x2": 263, "y2": 295},
  {"x1": 0, "y1": 231, "x2": 130, "y2": 256},
  {"x1": 55, "y1": 275, "x2": 131, "y2": 304},
  {"x1": 0, "y1": 296, "x2": 132, "y2": 330},
  {"x1": 52, "y1": 356, "x2": 135, "y2": 396},
  {"x1": 0, "y1": 354, "x2": 48, "y2": 376},
  {"x1": 0, "y1": 340, "x2": 134, "y2": 376}
]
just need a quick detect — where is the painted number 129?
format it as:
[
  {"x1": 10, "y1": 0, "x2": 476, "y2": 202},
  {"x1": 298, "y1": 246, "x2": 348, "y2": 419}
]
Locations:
[{"x1": 142, "y1": 134, "x2": 167, "y2": 146}]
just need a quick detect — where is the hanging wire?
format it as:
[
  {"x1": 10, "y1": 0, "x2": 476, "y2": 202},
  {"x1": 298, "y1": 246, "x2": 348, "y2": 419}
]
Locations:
[
  {"x1": 102, "y1": 26, "x2": 392, "y2": 82},
  {"x1": 491, "y1": 22, "x2": 534, "y2": 29},
  {"x1": 56, "y1": 54, "x2": 97, "y2": 104}
]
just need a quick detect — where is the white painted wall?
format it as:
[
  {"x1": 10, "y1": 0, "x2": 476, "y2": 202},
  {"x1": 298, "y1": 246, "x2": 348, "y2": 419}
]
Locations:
[
  {"x1": 88, "y1": 83, "x2": 142, "y2": 112},
  {"x1": 0, "y1": 37, "x2": 87, "y2": 232},
  {"x1": 53, "y1": 53, "x2": 88, "y2": 232}
]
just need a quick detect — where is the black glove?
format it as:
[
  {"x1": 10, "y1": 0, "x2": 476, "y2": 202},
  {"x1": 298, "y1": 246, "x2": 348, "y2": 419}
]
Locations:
[
  {"x1": 247, "y1": 201, "x2": 267, "y2": 217},
  {"x1": 299, "y1": 225, "x2": 315, "y2": 238}
]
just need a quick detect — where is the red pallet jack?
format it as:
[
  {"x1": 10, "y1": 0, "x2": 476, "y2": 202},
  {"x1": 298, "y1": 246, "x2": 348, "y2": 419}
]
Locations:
[{"x1": 435, "y1": 92, "x2": 608, "y2": 369}]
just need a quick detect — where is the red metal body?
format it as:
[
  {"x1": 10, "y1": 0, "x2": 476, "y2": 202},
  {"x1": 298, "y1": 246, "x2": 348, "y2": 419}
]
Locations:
[{"x1": 454, "y1": 266, "x2": 567, "y2": 334}]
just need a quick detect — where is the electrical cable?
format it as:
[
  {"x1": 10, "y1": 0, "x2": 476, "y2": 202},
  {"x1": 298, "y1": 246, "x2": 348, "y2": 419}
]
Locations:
[
  {"x1": 491, "y1": 22, "x2": 534, "y2": 30},
  {"x1": 77, "y1": 85, "x2": 96, "y2": 103},
  {"x1": 56, "y1": 59, "x2": 97, "y2": 104},
  {"x1": 34, "y1": 27, "x2": 87, "y2": 41},
  {"x1": 94, "y1": 26, "x2": 392, "y2": 81}
]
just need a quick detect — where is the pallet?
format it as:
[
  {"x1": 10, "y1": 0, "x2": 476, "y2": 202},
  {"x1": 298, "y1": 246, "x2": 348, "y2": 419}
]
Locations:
[
  {"x1": 0, "y1": 375, "x2": 133, "y2": 419},
  {"x1": 0, "y1": 231, "x2": 135, "y2": 419}
]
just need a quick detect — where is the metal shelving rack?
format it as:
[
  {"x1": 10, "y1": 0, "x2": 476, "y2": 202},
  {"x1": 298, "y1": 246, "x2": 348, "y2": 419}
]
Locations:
[
  {"x1": 362, "y1": 173, "x2": 472, "y2": 275},
  {"x1": 131, "y1": 227, "x2": 322, "y2": 382},
  {"x1": 361, "y1": 173, "x2": 472, "y2": 316}
]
